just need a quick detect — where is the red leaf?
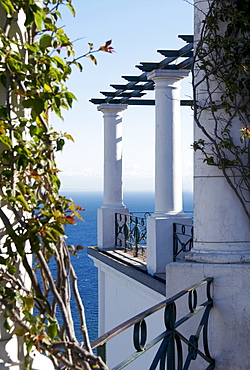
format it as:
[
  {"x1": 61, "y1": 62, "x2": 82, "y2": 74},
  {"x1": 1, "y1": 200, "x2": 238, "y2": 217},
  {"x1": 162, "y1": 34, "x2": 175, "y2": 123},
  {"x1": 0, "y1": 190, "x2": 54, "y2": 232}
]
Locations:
[
  {"x1": 105, "y1": 40, "x2": 112, "y2": 47},
  {"x1": 64, "y1": 215, "x2": 76, "y2": 224},
  {"x1": 99, "y1": 40, "x2": 115, "y2": 53},
  {"x1": 75, "y1": 205, "x2": 85, "y2": 211},
  {"x1": 61, "y1": 42, "x2": 71, "y2": 47}
]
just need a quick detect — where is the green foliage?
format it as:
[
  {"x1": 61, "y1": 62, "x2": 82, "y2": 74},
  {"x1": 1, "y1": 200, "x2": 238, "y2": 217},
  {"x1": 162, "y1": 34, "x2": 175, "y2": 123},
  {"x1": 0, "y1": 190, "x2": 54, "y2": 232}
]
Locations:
[
  {"x1": 193, "y1": 0, "x2": 250, "y2": 221},
  {"x1": 0, "y1": 1, "x2": 110, "y2": 369}
]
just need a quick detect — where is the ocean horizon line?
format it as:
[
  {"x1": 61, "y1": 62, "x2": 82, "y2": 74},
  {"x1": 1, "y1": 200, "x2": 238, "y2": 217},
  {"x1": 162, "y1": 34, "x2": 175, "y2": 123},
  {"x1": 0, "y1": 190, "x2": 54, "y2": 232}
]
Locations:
[{"x1": 61, "y1": 189, "x2": 194, "y2": 194}]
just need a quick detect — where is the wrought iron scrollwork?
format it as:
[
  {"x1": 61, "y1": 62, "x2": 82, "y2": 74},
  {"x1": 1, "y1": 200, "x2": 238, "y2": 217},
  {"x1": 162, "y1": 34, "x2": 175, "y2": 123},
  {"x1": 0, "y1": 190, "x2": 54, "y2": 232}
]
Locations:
[
  {"x1": 133, "y1": 319, "x2": 147, "y2": 352},
  {"x1": 173, "y1": 223, "x2": 193, "y2": 261},
  {"x1": 115, "y1": 212, "x2": 151, "y2": 257},
  {"x1": 91, "y1": 278, "x2": 215, "y2": 370}
]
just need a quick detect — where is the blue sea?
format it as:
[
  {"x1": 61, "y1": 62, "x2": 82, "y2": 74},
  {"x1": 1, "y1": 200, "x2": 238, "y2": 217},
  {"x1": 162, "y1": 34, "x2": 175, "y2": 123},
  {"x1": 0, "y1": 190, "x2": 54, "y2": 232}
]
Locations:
[{"x1": 62, "y1": 191, "x2": 193, "y2": 343}]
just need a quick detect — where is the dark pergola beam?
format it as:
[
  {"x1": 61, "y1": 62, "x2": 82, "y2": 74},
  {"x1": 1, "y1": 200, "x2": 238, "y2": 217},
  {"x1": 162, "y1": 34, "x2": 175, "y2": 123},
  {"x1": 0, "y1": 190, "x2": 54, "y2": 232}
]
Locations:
[
  {"x1": 110, "y1": 83, "x2": 154, "y2": 91},
  {"x1": 101, "y1": 91, "x2": 146, "y2": 98},
  {"x1": 157, "y1": 50, "x2": 179, "y2": 57},
  {"x1": 158, "y1": 50, "x2": 193, "y2": 58},
  {"x1": 90, "y1": 98, "x2": 193, "y2": 106},
  {"x1": 89, "y1": 98, "x2": 155, "y2": 105},
  {"x1": 181, "y1": 99, "x2": 193, "y2": 106},
  {"x1": 122, "y1": 75, "x2": 148, "y2": 82},
  {"x1": 136, "y1": 62, "x2": 160, "y2": 71},
  {"x1": 178, "y1": 35, "x2": 194, "y2": 43}
]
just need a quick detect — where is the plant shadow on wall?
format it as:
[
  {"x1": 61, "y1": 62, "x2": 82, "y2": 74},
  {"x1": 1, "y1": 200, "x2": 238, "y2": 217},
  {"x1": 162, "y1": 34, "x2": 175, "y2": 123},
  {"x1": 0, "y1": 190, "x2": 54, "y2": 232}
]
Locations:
[
  {"x1": 0, "y1": 1, "x2": 113, "y2": 369},
  {"x1": 192, "y1": 0, "x2": 250, "y2": 222}
]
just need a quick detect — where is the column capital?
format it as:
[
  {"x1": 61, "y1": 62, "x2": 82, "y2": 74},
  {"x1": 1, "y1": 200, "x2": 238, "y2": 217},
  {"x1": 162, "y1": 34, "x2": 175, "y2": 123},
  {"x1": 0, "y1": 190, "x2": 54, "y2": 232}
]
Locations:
[
  {"x1": 147, "y1": 69, "x2": 190, "y2": 86},
  {"x1": 97, "y1": 103, "x2": 128, "y2": 113}
]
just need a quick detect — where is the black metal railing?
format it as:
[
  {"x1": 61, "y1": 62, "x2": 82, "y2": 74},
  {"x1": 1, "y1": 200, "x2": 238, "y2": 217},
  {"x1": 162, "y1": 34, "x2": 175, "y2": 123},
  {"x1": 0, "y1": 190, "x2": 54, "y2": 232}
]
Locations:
[
  {"x1": 91, "y1": 278, "x2": 214, "y2": 370},
  {"x1": 115, "y1": 215, "x2": 194, "y2": 261},
  {"x1": 115, "y1": 212, "x2": 151, "y2": 258},
  {"x1": 173, "y1": 223, "x2": 193, "y2": 262}
]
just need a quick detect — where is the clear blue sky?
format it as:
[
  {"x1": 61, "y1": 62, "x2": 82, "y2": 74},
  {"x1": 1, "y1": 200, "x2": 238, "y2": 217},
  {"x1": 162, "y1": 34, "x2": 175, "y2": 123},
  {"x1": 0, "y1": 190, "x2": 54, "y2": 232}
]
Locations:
[{"x1": 53, "y1": 0, "x2": 194, "y2": 192}]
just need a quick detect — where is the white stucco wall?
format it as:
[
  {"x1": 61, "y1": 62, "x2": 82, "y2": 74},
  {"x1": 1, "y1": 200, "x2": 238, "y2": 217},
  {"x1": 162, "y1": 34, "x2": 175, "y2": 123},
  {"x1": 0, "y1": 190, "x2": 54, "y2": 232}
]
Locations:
[
  {"x1": 166, "y1": 262, "x2": 250, "y2": 370},
  {"x1": 93, "y1": 259, "x2": 165, "y2": 370}
]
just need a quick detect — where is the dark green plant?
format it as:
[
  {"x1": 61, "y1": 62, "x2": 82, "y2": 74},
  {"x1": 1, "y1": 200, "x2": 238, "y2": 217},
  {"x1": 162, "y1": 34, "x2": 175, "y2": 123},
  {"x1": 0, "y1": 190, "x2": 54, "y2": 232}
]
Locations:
[{"x1": 0, "y1": 0, "x2": 111, "y2": 368}]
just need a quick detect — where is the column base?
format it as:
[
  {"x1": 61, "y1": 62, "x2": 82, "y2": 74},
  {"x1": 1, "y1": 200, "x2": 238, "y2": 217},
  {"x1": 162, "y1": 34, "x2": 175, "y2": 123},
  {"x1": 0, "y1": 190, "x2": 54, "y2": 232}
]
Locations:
[
  {"x1": 185, "y1": 244, "x2": 250, "y2": 263},
  {"x1": 147, "y1": 213, "x2": 192, "y2": 275}
]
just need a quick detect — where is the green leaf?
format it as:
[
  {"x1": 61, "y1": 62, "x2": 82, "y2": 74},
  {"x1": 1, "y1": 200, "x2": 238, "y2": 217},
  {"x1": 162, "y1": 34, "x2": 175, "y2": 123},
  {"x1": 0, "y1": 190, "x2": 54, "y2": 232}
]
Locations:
[
  {"x1": 4, "y1": 317, "x2": 12, "y2": 331},
  {"x1": 29, "y1": 125, "x2": 38, "y2": 137},
  {"x1": 52, "y1": 9, "x2": 62, "y2": 20},
  {"x1": 34, "y1": 10, "x2": 43, "y2": 30},
  {"x1": 1, "y1": 0, "x2": 15, "y2": 17},
  {"x1": 33, "y1": 99, "x2": 45, "y2": 116},
  {"x1": 56, "y1": 138, "x2": 64, "y2": 151},
  {"x1": 0, "y1": 135, "x2": 12, "y2": 148},
  {"x1": 0, "y1": 106, "x2": 7, "y2": 119},
  {"x1": 44, "y1": 83, "x2": 52, "y2": 93},
  {"x1": 16, "y1": 195, "x2": 31, "y2": 212},
  {"x1": 39, "y1": 34, "x2": 52, "y2": 48},
  {"x1": 74, "y1": 62, "x2": 83, "y2": 72},
  {"x1": 7, "y1": 265, "x2": 16, "y2": 275},
  {"x1": 74, "y1": 211, "x2": 83, "y2": 221},
  {"x1": 17, "y1": 182, "x2": 26, "y2": 195},
  {"x1": 67, "y1": 3, "x2": 76, "y2": 16},
  {"x1": 6, "y1": 56, "x2": 22, "y2": 73},
  {"x1": 24, "y1": 43, "x2": 39, "y2": 52},
  {"x1": 63, "y1": 133, "x2": 74, "y2": 142},
  {"x1": 0, "y1": 256, "x2": 7, "y2": 265},
  {"x1": 51, "y1": 223, "x2": 65, "y2": 236},
  {"x1": 52, "y1": 55, "x2": 66, "y2": 70},
  {"x1": 87, "y1": 54, "x2": 97, "y2": 65},
  {"x1": 57, "y1": 28, "x2": 64, "y2": 35},
  {"x1": 23, "y1": 297, "x2": 34, "y2": 311},
  {"x1": 41, "y1": 336, "x2": 51, "y2": 346},
  {"x1": 19, "y1": 118, "x2": 28, "y2": 127},
  {"x1": 48, "y1": 323, "x2": 58, "y2": 339},
  {"x1": 25, "y1": 9, "x2": 34, "y2": 28},
  {"x1": 65, "y1": 92, "x2": 77, "y2": 108},
  {"x1": 26, "y1": 340, "x2": 33, "y2": 354},
  {"x1": 22, "y1": 99, "x2": 34, "y2": 109},
  {"x1": 51, "y1": 175, "x2": 61, "y2": 190}
]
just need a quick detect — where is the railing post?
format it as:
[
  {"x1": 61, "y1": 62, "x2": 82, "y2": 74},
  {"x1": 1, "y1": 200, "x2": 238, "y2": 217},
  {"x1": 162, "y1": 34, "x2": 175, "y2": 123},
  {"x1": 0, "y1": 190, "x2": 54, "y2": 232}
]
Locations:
[
  {"x1": 134, "y1": 216, "x2": 139, "y2": 257},
  {"x1": 165, "y1": 303, "x2": 176, "y2": 370},
  {"x1": 97, "y1": 343, "x2": 107, "y2": 364}
]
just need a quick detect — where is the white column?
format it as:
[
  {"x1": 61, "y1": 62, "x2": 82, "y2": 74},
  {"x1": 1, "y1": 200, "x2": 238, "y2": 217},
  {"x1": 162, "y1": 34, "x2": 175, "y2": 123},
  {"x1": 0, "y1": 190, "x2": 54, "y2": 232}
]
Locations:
[
  {"x1": 146, "y1": 70, "x2": 191, "y2": 275},
  {"x1": 185, "y1": 0, "x2": 250, "y2": 264},
  {"x1": 97, "y1": 104, "x2": 128, "y2": 249}
]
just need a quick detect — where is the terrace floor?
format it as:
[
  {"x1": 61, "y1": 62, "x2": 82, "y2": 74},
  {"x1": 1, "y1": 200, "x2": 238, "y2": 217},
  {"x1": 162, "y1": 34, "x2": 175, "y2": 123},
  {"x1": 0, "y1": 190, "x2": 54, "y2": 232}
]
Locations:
[{"x1": 88, "y1": 247, "x2": 166, "y2": 296}]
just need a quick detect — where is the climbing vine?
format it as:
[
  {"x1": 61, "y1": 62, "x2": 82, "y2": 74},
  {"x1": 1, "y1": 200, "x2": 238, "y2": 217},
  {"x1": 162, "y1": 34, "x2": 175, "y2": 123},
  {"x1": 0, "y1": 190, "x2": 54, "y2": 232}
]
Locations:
[
  {"x1": 192, "y1": 0, "x2": 250, "y2": 221},
  {"x1": 0, "y1": 0, "x2": 112, "y2": 368}
]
